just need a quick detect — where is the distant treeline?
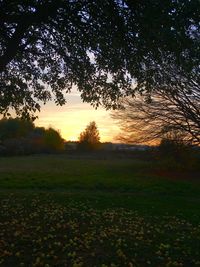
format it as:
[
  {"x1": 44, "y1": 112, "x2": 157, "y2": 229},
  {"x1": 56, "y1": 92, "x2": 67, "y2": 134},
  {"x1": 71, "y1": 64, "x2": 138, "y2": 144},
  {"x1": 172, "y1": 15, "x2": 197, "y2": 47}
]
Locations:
[{"x1": 0, "y1": 118, "x2": 64, "y2": 155}]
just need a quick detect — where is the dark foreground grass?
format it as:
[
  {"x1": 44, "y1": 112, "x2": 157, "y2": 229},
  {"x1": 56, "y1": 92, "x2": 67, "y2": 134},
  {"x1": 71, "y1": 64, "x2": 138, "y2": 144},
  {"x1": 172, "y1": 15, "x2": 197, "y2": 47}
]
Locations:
[{"x1": 0, "y1": 155, "x2": 200, "y2": 266}]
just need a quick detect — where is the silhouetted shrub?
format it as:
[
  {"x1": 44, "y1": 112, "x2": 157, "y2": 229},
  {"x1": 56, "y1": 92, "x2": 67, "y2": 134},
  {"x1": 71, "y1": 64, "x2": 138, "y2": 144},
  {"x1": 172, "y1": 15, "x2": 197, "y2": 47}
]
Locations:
[
  {"x1": 43, "y1": 128, "x2": 64, "y2": 152},
  {"x1": 3, "y1": 138, "x2": 33, "y2": 155},
  {"x1": 158, "y1": 135, "x2": 197, "y2": 170}
]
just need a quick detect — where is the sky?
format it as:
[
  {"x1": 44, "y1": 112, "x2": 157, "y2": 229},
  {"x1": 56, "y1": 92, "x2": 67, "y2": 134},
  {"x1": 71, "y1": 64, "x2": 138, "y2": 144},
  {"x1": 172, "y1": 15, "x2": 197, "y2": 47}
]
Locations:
[{"x1": 35, "y1": 87, "x2": 120, "y2": 142}]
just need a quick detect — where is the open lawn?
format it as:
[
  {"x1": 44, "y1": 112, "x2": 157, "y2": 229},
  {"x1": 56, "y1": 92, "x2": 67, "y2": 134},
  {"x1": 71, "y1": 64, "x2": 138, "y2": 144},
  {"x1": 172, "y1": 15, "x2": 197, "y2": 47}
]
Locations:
[{"x1": 0, "y1": 154, "x2": 200, "y2": 266}]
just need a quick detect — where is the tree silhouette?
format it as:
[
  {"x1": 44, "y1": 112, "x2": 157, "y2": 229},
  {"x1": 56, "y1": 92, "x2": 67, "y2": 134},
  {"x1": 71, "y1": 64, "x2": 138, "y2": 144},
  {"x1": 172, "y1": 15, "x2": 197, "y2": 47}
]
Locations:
[
  {"x1": 0, "y1": 1, "x2": 199, "y2": 118},
  {"x1": 0, "y1": 118, "x2": 64, "y2": 154},
  {"x1": 43, "y1": 127, "x2": 64, "y2": 152},
  {"x1": 112, "y1": 68, "x2": 200, "y2": 145},
  {"x1": 0, "y1": 118, "x2": 34, "y2": 140},
  {"x1": 78, "y1": 121, "x2": 100, "y2": 150}
]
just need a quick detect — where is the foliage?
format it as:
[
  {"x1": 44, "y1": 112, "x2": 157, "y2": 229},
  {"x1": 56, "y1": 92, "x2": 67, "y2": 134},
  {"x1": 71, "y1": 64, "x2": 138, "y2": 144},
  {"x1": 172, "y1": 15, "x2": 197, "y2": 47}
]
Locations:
[
  {"x1": 78, "y1": 121, "x2": 100, "y2": 150},
  {"x1": 3, "y1": 137, "x2": 32, "y2": 156},
  {"x1": 0, "y1": 1, "x2": 199, "y2": 117},
  {"x1": 0, "y1": 118, "x2": 64, "y2": 154},
  {"x1": 159, "y1": 134, "x2": 190, "y2": 165},
  {"x1": 157, "y1": 131, "x2": 200, "y2": 171},
  {"x1": 0, "y1": 117, "x2": 34, "y2": 140},
  {"x1": 43, "y1": 127, "x2": 64, "y2": 152}
]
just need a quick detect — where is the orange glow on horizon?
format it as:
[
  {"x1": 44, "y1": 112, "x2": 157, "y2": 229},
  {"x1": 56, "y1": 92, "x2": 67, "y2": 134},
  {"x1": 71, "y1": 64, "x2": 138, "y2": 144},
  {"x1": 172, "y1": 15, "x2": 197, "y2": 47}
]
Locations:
[
  {"x1": 34, "y1": 102, "x2": 120, "y2": 143},
  {"x1": 0, "y1": 88, "x2": 120, "y2": 143}
]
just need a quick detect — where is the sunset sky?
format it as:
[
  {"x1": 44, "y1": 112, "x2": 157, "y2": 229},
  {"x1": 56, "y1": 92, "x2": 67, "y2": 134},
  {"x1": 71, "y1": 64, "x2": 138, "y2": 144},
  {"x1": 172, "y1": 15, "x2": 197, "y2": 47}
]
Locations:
[{"x1": 35, "y1": 87, "x2": 120, "y2": 142}]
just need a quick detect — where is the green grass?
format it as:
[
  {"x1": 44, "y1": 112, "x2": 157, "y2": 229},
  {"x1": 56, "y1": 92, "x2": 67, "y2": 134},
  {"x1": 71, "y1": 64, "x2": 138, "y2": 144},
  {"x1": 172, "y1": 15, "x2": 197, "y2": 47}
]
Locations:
[
  {"x1": 0, "y1": 154, "x2": 200, "y2": 266},
  {"x1": 0, "y1": 155, "x2": 150, "y2": 189}
]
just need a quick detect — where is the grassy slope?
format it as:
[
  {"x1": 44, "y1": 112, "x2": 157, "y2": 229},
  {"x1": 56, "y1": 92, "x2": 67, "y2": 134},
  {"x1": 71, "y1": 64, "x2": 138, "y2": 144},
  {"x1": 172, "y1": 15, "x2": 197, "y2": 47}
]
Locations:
[
  {"x1": 1, "y1": 155, "x2": 200, "y2": 266},
  {"x1": 0, "y1": 154, "x2": 200, "y2": 220}
]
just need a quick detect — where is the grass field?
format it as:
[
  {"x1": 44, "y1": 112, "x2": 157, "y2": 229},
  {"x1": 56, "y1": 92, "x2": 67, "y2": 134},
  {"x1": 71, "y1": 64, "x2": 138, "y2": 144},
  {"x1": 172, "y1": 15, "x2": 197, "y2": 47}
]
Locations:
[{"x1": 0, "y1": 154, "x2": 200, "y2": 266}]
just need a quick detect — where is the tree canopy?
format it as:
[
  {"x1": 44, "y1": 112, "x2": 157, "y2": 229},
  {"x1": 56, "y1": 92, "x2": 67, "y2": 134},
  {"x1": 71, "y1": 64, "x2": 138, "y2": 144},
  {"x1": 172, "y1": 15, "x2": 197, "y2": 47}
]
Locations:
[
  {"x1": 0, "y1": 117, "x2": 34, "y2": 140},
  {"x1": 0, "y1": 0, "x2": 199, "y2": 118},
  {"x1": 0, "y1": 118, "x2": 64, "y2": 154},
  {"x1": 78, "y1": 121, "x2": 100, "y2": 150}
]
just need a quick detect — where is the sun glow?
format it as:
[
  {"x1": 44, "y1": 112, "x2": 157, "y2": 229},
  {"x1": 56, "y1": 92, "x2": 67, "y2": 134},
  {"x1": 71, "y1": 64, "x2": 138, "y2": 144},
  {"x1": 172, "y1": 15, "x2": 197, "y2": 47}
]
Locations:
[{"x1": 35, "y1": 89, "x2": 120, "y2": 142}]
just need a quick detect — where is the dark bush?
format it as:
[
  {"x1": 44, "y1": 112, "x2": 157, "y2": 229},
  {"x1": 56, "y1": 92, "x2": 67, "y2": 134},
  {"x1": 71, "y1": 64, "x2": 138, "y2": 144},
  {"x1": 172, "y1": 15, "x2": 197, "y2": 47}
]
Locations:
[{"x1": 158, "y1": 136, "x2": 198, "y2": 170}]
